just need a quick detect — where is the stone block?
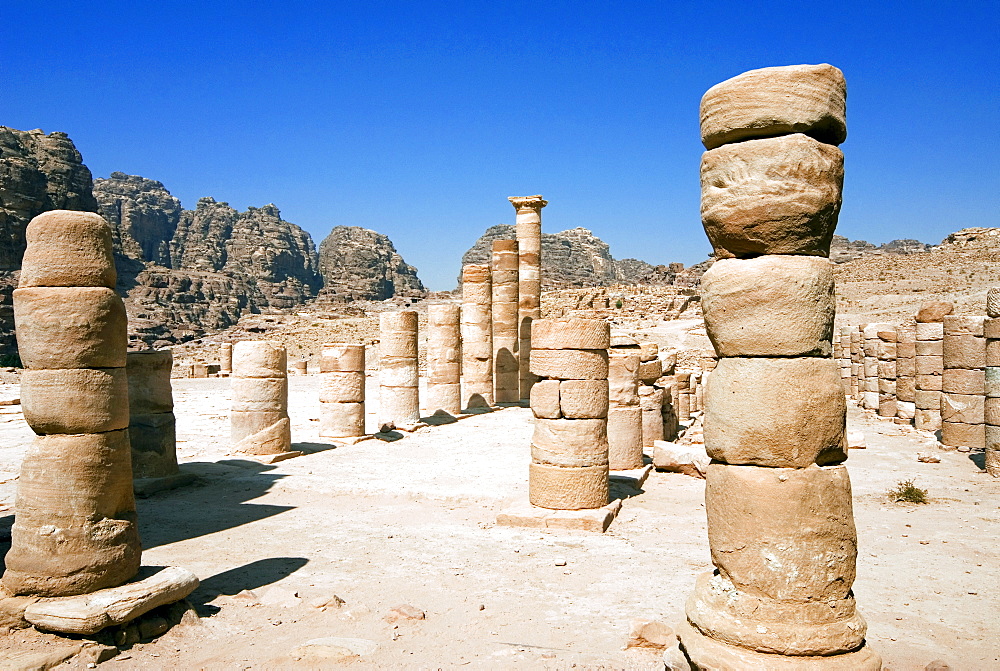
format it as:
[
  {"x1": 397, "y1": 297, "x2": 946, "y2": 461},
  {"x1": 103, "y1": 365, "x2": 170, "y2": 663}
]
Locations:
[
  {"x1": 379, "y1": 357, "x2": 418, "y2": 387},
  {"x1": 652, "y1": 440, "x2": 709, "y2": 478},
  {"x1": 877, "y1": 360, "x2": 896, "y2": 379},
  {"x1": 231, "y1": 410, "x2": 287, "y2": 443},
  {"x1": 530, "y1": 349, "x2": 609, "y2": 380},
  {"x1": 14, "y1": 287, "x2": 127, "y2": 369},
  {"x1": 320, "y1": 343, "x2": 365, "y2": 373},
  {"x1": 529, "y1": 379, "x2": 561, "y2": 419},
  {"x1": 896, "y1": 401, "x2": 915, "y2": 420},
  {"x1": 531, "y1": 418, "x2": 609, "y2": 467},
  {"x1": 878, "y1": 395, "x2": 897, "y2": 417},
  {"x1": 496, "y1": 498, "x2": 621, "y2": 532},
  {"x1": 607, "y1": 406, "x2": 643, "y2": 470},
  {"x1": 896, "y1": 355, "x2": 915, "y2": 378},
  {"x1": 916, "y1": 373, "x2": 943, "y2": 391},
  {"x1": 701, "y1": 134, "x2": 843, "y2": 259},
  {"x1": 915, "y1": 389, "x2": 941, "y2": 409},
  {"x1": 878, "y1": 378, "x2": 895, "y2": 395},
  {"x1": 705, "y1": 463, "x2": 856, "y2": 602},
  {"x1": 915, "y1": 356, "x2": 944, "y2": 376},
  {"x1": 943, "y1": 334, "x2": 986, "y2": 369},
  {"x1": 127, "y1": 350, "x2": 174, "y2": 415},
  {"x1": 986, "y1": 397, "x2": 1000, "y2": 425},
  {"x1": 379, "y1": 386, "x2": 420, "y2": 428},
  {"x1": 320, "y1": 371, "x2": 365, "y2": 403},
  {"x1": 21, "y1": 368, "x2": 129, "y2": 434},
  {"x1": 916, "y1": 302, "x2": 953, "y2": 323},
  {"x1": 637, "y1": 358, "x2": 663, "y2": 384},
  {"x1": 319, "y1": 402, "x2": 365, "y2": 439},
  {"x1": 942, "y1": 368, "x2": 985, "y2": 394},
  {"x1": 528, "y1": 462, "x2": 609, "y2": 510},
  {"x1": 943, "y1": 315, "x2": 985, "y2": 337},
  {"x1": 233, "y1": 417, "x2": 292, "y2": 456},
  {"x1": 379, "y1": 330, "x2": 418, "y2": 359},
  {"x1": 424, "y1": 383, "x2": 461, "y2": 417},
  {"x1": 559, "y1": 379, "x2": 609, "y2": 419},
  {"x1": 232, "y1": 341, "x2": 287, "y2": 378},
  {"x1": 915, "y1": 321, "x2": 945, "y2": 339},
  {"x1": 700, "y1": 255, "x2": 834, "y2": 356},
  {"x1": 703, "y1": 357, "x2": 846, "y2": 467},
  {"x1": 699, "y1": 63, "x2": 847, "y2": 150},
  {"x1": 608, "y1": 351, "x2": 640, "y2": 406},
  {"x1": 941, "y1": 393, "x2": 984, "y2": 424},
  {"x1": 940, "y1": 421, "x2": 985, "y2": 449},
  {"x1": 19, "y1": 211, "x2": 116, "y2": 289},
  {"x1": 129, "y1": 412, "x2": 177, "y2": 479},
  {"x1": 986, "y1": 368, "x2": 1000, "y2": 398},
  {"x1": 896, "y1": 376, "x2": 915, "y2": 402},
  {"x1": 232, "y1": 377, "x2": 288, "y2": 412},
  {"x1": 531, "y1": 318, "x2": 610, "y2": 350},
  {"x1": 639, "y1": 341, "x2": 659, "y2": 362},
  {"x1": 914, "y1": 408, "x2": 942, "y2": 432}
]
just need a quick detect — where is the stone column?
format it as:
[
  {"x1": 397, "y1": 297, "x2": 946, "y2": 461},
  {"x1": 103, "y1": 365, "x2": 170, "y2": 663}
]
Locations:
[
  {"x1": 461, "y1": 264, "x2": 493, "y2": 409},
  {"x1": 675, "y1": 372, "x2": 692, "y2": 422},
  {"x1": 837, "y1": 327, "x2": 852, "y2": 394},
  {"x1": 940, "y1": 316, "x2": 986, "y2": 449},
  {"x1": 528, "y1": 318, "x2": 610, "y2": 509},
  {"x1": 638, "y1": 341, "x2": 662, "y2": 384},
  {"x1": 876, "y1": 325, "x2": 897, "y2": 418},
  {"x1": 491, "y1": 240, "x2": 520, "y2": 403},
  {"x1": 319, "y1": 343, "x2": 366, "y2": 439},
  {"x1": 896, "y1": 323, "x2": 916, "y2": 423},
  {"x1": 220, "y1": 342, "x2": 233, "y2": 375},
  {"x1": 915, "y1": 310, "x2": 946, "y2": 432},
  {"x1": 127, "y1": 349, "x2": 177, "y2": 478},
  {"x1": 509, "y1": 195, "x2": 547, "y2": 399},
  {"x1": 426, "y1": 304, "x2": 462, "y2": 416},
  {"x1": 231, "y1": 341, "x2": 292, "y2": 455},
  {"x1": 293, "y1": 360, "x2": 308, "y2": 375},
  {"x1": 379, "y1": 311, "x2": 420, "y2": 429},
  {"x1": 861, "y1": 324, "x2": 881, "y2": 410},
  {"x1": 608, "y1": 349, "x2": 643, "y2": 469},
  {"x1": 680, "y1": 65, "x2": 879, "y2": 668},
  {"x1": 985, "y1": 289, "x2": 1000, "y2": 476},
  {"x1": 4, "y1": 210, "x2": 140, "y2": 596},
  {"x1": 850, "y1": 327, "x2": 863, "y2": 399}
]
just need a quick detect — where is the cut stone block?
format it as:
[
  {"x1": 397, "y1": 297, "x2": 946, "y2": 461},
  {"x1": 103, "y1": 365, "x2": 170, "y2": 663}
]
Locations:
[
  {"x1": 529, "y1": 349, "x2": 609, "y2": 380},
  {"x1": 21, "y1": 368, "x2": 129, "y2": 434},
  {"x1": 496, "y1": 498, "x2": 621, "y2": 533},
  {"x1": 531, "y1": 318, "x2": 610, "y2": 350},
  {"x1": 19, "y1": 211, "x2": 117, "y2": 289}
]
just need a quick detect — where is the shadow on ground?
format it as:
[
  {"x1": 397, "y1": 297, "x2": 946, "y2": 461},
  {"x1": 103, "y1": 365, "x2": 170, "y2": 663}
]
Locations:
[
  {"x1": 189, "y1": 556, "x2": 309, "y2": 614},
  {"x1": 138, "y1": 460, "x2": 293, "y2": 551}
]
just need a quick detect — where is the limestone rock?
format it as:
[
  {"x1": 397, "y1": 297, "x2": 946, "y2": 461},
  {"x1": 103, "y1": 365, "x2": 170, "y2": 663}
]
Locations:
[
  {"x1": 701, "y1": 134, "x2": 844, "y2": 259},
  {"x1": 94, "y1": 172, "x2": 180, "y2": 267},
  {"x1": 318, "y1": 226, "x2": 425, "y2": 301},
  {"x1": 700, "y1": 64, "x2": 847, "y2": 150},
  {"x1": 652, "y1": 440, "x2": 709, "y2": 478},
  {"x1": 916, "y1": 301, "x2": 954, "y2": 323}
]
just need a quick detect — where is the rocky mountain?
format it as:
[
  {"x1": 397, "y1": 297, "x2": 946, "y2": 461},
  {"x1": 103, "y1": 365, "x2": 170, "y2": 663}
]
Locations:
[
  {"x1": 830, "y1": 234, "x2": 931, "y2": 263},
  {"x1": 94, "y1": 172, "x2": 180, "y2": 271},
  {"x1": 0, "y1": 127, "x2": 101, "y2": 353},
  {"x1": 317, "y1": 226, "x2": 425, "y2": 301},
  {"x1": 461, "y1": 224, "x2": 698, "y2": 289}
]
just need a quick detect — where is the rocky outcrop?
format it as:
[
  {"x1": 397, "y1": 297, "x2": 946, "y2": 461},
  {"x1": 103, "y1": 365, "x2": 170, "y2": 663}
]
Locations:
[
  {"x1": 317, "y1": 226, "x2": 425, "y2": 301},
  {"x1": 93, "y1": 172, "x2": 180, "y2": 270},
  {"x1": 830, "y1": 234, "x2": 931, "y2": 263},
  {"x1": 462, "y1": 224, "x2": 700, "y2": 289},
  {"x1": 0, "y1": 127, "x2": 100, "y2": 353}
]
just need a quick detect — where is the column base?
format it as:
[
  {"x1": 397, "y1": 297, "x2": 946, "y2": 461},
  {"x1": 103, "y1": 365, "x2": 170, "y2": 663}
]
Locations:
[
  {"x1": 496, "y1": 498, "x2": 621, "y2": 532},
  {"x1": 677, "y1": 620, "x2": 881, "y2": 671}
]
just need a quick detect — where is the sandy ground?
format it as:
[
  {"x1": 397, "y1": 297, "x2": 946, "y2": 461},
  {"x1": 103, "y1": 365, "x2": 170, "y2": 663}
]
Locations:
[{"x1": 0, "y1": 374, "x2": 998, "y2": 669}]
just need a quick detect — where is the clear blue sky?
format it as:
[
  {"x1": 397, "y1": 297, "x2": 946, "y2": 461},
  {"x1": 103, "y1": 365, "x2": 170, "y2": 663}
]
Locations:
[{"x1": 3, "y1": 1, "x2": 998, "y2": 290}]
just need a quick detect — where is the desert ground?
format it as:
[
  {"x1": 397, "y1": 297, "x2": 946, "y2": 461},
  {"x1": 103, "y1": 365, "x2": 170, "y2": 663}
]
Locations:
[{"x1": 0, "y1": 320, "x2": 997, "y2": 670}]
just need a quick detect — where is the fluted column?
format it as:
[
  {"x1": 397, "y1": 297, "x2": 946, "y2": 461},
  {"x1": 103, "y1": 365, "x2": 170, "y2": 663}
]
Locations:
[
  {"x1": 491, "y1": 240, "x2": 520, "y2": 403},
  {"x1": 426, "y1": 304, "x2": 462, "y2": 416},
  {"x1": 509, "y1": 195, "x2": 547, "y2": 399},
  {"x1": 461, "y1": 264, "x2": 493, "y2": 408},
  {"x1": 679, "y1": 64, "x2": 879, "y2": 669},
  {"x1": 4, "y1": 211, "x2": 140, "y2": 596}
]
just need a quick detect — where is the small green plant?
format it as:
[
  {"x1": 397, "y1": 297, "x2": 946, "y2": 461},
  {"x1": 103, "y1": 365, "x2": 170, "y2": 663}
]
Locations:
[
  {"x1": 887, "y1": 479, "x2": 928, "y2": 504},
  {"x1": 615, "y1": 298, "x2": 623, "y2": 309}
]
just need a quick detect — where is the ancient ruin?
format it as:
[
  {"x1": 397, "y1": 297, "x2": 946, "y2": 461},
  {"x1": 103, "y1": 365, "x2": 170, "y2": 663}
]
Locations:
[
  {"x1": 319, "y1": 343, "x2": 366, "y2": 439},
  {"x1": 230, "y1": 340, "x2": 293, "y2": 456},
  {"x1": 678, "y1": 64, "x2": 880, "y2": 668},
  {"x1": 379, "y1": 310, "x2": 420, "y2": 429},
  {"x1": 491, "y1": 239, "x2": 520, "y2": 403},
  {"x1": 509, "y1": 195, "x2": 547, "y2": 399},
  {"x1": 126, "y1": 349, "x2": 177, "y2": 478},
  {"x1": 460, "y1": 264, "x2": 493, "y2": 409},
  {"x1": 425, "y1": 303, "x2": 462, "y2": 416}
]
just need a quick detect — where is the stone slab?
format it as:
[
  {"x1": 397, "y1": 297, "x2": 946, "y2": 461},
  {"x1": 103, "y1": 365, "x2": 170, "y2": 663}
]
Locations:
[
  {"x1": 608, "y1": 464, "x2": 653, "y2": 489},
  {"x1": 133, "y1": 472, "x2": 200, "y2": 499},
  {"x1": 496, "y1": 498, "x2": 622, "y2": 533},
  {"x1": 254, "y1": 450, "x2": 304, "y2": 464}
]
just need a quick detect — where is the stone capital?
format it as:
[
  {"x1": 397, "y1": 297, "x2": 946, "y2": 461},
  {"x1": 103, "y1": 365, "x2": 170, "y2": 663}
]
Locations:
[{"x1": 508, "y1": 195, "x2": 548, "y2": 212}]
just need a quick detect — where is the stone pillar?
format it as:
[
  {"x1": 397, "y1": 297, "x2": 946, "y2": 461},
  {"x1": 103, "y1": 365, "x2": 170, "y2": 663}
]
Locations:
[
  {"x1": 379, "y1": 311, "x2": 420, "y2": 429},
  {"x1": 608, "y1": 350, "x2": 643, "y2": 469},
  {"x1": 426, "y1": 304, "x2": 462, "y2": 416},
  {"x1": 220, "y1": 342, "x2": 233, "y2": 375},
  {"x1": 4, "y1": 210, "x2": 140, "y2": 596},
  {"x1": 127, "y1": 349, "x2": 177, "y2": 478},
  {"x1": 231, "y1": 341, "x2": 292, "y2": 455},
  {"x1": 675, "y1": 372, "x2": 692, "y2": 422},
  {"x1": 638, "y1": 341, "x2": 662, "y2": 384},
  {"x1": 509, "y1": 195, "x2": 547, "y2": 399},
  {"x1": 293, "y1": 360, "x2": 308, "y2": 375},
  {"x1": 680, "y1": 65, "x2": 879, "y2": 668},
  {"x1": 850, "y1": 327, "x2": 862, "y2": 399},
  {"x1": 837, "y1": 327, "x2": 852, "y2": 394},
  {"x1": 896, "y1": 323, "x2": 916, "y2": 423},
  {"x1": 985, "y1": 289, "x2": 1000, "y2": 476},
  {"x1": 528, "y1": 318, "x2": 610, "y2": 509},
  {"x1": 461, "y1": 264, "x2": 493, "y2": 409},
  {"x1": 915, "y1": 311, "x2": 946, "y2": 432},
  {"x1": 319, "y1": 343, "x2": 366, "y2": 439},
  {"x1": 491, "y1": 240, "x2": 520, "y2": 403},
  {"x1": 861, "y1": 324, "x2": 881, "y2": 410},
  {"x1": 940, "y1": 316, "x2": 986, "y2": 449},
  {"x1": 876, "y1": 325, "x2": 897, "y2": 418}
]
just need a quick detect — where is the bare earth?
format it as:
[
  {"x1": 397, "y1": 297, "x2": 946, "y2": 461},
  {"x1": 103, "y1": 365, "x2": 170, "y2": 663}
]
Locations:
[{"x1": 0, "y1": 371, "x2": 997, "y2": 669}]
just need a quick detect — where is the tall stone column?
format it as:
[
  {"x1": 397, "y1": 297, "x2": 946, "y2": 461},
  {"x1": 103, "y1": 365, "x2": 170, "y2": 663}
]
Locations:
[
  {"x1": 528, "y1": 318, "x2": 610, "y2": 509},
  {"x1": 231, "y1": 341, "x2": 292, "y2": 455},
  {"x1": 861, "y1": 324, "x2": 881, "y2": 410},
  {"x1": 876, "y1": 325, "x2": 897, "y2": 418},
  {"x1": 850, "y1": 327, "x2": 863, "y2": 399},
  {"x1": 607, "y1": 348, "x2": 643, "y2": 470},
  {"x1": 940, "y1": 316, "x2": 986, "y2": 449},
  {"x1": 985, "y1": 289, "x2": 1000, "y2": 476},
  {"x1": 426, "y1": 304, "x2": 462, "y2": 416},
  {"x1": 379, "y1": 311, "x2": 420, "y2": 429},
  {"x1": 837, "y1": 327, "x2": 852, "y2": 394},
  {"x1": 4, "y1": 211, "x2": 140, "y2": 596},
  {"x1": 461, "y1": 264, "x2": 493, "y2": 409},
  {"x1": 915, "y1": 308, "x2": 947, "y2": 431},
  {"x1": 679, "y1": 64, "x2": 879, "y2": 668},
  {"x1": 319, "y1": 343, "x2": 366, "y2": 439},
  {"x1": 220, "y1": 342, "x2": 233, "y2": 375},
  {"x1": 491, "y1": 240, "x2": 520, "y2": 403},
  {"x1": 896, "y1": 323, "x2": 916, "y2": 423},
  {"x1": 509, "y1": 195, "x2": 547, "y2": 399},
  {"x1": 127, "y1": 349, "x2": 177, "y2": 478}
]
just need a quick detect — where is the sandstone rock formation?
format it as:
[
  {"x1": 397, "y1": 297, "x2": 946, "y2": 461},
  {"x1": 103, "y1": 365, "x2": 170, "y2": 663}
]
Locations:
[{"x1": 317, "y1": 226, "x2": 425, "y2": 301}]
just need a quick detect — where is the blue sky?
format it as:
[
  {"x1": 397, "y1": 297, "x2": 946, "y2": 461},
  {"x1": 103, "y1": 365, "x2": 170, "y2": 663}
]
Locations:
[{"x1": 3, "y1": 1, "x2": 998, "y2": 290}]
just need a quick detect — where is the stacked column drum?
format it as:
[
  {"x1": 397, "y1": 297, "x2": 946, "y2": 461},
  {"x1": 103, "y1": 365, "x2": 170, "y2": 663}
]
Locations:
[
  {"x1": 607, "y1": 344, "x2": 643, "y2": 470},
  {"x1": 895, "y1": 323, "x2": 917, "y2": 422},
  {"x1": 379, "y1": 311, "x2": 420, "y2": 429},
  {"x1": 491, "y1": 240, "x2": 520, "y2": 403},
  {"x1": 528, "y1": 318, "x2": 610, "y2": 510},
  {"x1": 461, "y1": 265, "x2": 493, "y2": 409},
  {"x1": 940, "y1": 316, "x2": 986, "y2": 449},
  {"x1": 426, "y1": 304, "x2": 462, "y2": 416},
  {"x1": 231, "y1": 341, "x2": 292, "y2": 455},
  {"x1": 4, "y1": 211, "x2": 141, "y2": 596},
  {"x1": 127, "y1": 349, "x2": 177, "y2": 477},
  {"x1": 509, "y1": 195, "x2": 547, "y2": 399},
  {"x1": 319, "y1": 343, "x2": 366, "y2": 439},
  {"x1": 679, "y1": 65, "x2": 879, "y2": 668},
  {"x1": 985, "y1": 289, "x2": 1000, "y2": 475}
]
